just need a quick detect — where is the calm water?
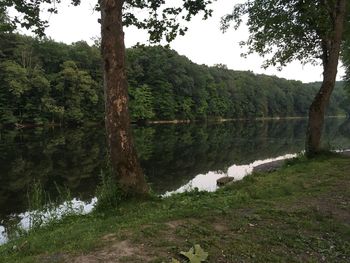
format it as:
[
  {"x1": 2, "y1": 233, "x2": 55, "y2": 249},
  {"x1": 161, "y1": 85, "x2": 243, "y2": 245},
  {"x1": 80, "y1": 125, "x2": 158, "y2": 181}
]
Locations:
[{"x1": 0, "y1": 118, "x2": 349, "y2": 243}]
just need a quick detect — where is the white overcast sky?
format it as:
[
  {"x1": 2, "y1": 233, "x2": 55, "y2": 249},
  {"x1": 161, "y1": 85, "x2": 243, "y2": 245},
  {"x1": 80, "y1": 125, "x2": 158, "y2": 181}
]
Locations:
[{"x1": 17, "y1": 0, "x2": 345, "y2": 83}]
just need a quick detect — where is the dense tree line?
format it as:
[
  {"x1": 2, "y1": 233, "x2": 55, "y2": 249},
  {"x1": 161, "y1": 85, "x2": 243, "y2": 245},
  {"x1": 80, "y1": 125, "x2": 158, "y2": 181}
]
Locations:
[
  {"x1": 0, "y1": 34, "x2": 103, "y2": 126},
  {"x1": 128, "y1": 46, "x2": 348, "y2": 120},
  {"x1": 0, "y1": 33, "x2": 348, "y2": 127}
]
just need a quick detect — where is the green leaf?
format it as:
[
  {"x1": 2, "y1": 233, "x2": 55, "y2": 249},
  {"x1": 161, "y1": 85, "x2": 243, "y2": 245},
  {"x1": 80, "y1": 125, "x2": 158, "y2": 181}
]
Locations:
[
  {"x1": 193, "y1": 245, "x2": 209, "y2": 261},
  {"x1": 180, "y1": 244, "x2": 208, "y2": 263}
]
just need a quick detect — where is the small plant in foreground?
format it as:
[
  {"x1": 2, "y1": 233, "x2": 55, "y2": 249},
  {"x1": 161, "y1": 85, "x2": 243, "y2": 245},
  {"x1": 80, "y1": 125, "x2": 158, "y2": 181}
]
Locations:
[
  {"x1": 27, "y1": 180, "x2": 49, "y2": 229},
  {"x1": 172, "y1": 244, "x2": 209, "y2": 263},
  {"x1": 94, "y1": 170, "x2": 124, "y2": 212},
  {"x1": 26, "y1": 181, "x2": 76, "y2": 230}
]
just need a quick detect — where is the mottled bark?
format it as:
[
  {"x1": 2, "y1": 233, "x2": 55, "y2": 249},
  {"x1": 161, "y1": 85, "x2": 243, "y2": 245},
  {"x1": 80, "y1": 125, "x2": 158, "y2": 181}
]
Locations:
[
  {"x1": 100, "y1": 0, "x2": 148, "y2": 194},
  {"x1": 305, "y1": 0, "x2": 347, "y2": 157}
]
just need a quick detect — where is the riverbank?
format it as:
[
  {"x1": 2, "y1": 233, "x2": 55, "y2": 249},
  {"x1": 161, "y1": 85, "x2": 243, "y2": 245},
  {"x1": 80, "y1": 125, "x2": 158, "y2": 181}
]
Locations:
[
  {"x1": 2, "y1": 115, "x2": 347, "y2": 129},
  {"x1": 1, "y1": 153, "x2": 349, "y2": 262},
  {"x1": 144, "y1": 115, "x2": 348, "y2": 125}
]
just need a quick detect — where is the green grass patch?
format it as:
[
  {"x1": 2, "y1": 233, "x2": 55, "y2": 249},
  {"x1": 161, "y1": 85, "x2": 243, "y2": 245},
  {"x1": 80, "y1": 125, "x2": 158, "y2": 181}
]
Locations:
[{"x1": 1, "y1": 154, "x2": 349, "y2": 262}]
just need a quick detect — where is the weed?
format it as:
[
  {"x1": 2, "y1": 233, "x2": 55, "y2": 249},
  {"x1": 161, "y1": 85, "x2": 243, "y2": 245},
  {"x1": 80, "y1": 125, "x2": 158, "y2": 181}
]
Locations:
[
  {"x1": 94, "y1": 170, "x2": 124, "y2": 212},
  {"x1": 27, "y1": 180, "x2": 49, "y2": 229}
]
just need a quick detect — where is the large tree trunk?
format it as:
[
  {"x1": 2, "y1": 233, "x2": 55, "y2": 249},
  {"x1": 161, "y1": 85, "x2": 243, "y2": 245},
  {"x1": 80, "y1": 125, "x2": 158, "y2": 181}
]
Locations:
[
  {"x1": 305, "y1": 0, "x2": 347, "y2": 157},
  {"x1": 100, "y1": 0, "x2": 149, "y2": 194}
]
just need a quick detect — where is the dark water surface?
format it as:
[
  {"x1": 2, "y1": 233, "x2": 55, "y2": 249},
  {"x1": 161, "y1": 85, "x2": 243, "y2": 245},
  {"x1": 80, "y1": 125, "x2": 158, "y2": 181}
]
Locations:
[{"x1": 0, "y1": 118, "x2": 349, "y2": 242}]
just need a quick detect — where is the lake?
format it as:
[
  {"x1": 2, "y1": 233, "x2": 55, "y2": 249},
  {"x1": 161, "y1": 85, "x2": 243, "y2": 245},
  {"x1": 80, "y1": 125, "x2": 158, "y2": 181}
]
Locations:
[{"x1": 0, "y1": 118, "x2": 349, "y2": 243}]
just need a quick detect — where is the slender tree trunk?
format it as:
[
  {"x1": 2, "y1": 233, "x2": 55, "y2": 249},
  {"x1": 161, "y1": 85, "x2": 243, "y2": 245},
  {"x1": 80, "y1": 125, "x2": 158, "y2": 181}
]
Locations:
[
  {"x1": 100, "y1": 0, "x2": 149, "y2": 194},
  {"x1": 305, "y1": 0, "x2": 347, "y2": 157}
]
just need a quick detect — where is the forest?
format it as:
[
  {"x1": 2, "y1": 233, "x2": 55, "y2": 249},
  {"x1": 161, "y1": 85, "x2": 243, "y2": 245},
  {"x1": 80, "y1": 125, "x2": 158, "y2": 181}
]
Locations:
[{"x1": 0, "y1": 33, "x2": 348, "y2": 128}]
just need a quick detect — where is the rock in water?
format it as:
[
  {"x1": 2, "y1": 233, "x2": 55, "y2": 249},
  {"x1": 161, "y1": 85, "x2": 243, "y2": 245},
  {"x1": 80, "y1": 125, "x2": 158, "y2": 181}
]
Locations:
[
  {"x1": 253, "y1": 160, "x2": 285, "y2": 173},
  {"x1": 217, "y1": 177, "x2": 235, "y2": 186},
  {"x1": 340, "y1": 150, "x2": 350, "y2": 157}
]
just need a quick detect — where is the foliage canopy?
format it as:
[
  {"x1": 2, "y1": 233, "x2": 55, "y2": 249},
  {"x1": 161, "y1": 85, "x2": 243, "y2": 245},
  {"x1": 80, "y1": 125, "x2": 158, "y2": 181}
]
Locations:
[
  {"x1": 221, "y1": 0, "x2": 349, "y2": 69},
  {"x1": 0, "y1": 0, "x2": 213, "y2": 43}
]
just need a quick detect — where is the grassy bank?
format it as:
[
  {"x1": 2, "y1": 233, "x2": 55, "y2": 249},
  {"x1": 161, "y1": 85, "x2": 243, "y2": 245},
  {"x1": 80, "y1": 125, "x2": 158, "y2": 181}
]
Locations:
[{"x1": 1, "y1": 154, "x2": 349, "y2": 262}]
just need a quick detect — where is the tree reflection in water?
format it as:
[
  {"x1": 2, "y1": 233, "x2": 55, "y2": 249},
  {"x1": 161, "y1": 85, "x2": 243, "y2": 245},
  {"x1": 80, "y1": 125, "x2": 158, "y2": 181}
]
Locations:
[{"x1": 0, "y1": 118, "x2": 349, "y2": 222}]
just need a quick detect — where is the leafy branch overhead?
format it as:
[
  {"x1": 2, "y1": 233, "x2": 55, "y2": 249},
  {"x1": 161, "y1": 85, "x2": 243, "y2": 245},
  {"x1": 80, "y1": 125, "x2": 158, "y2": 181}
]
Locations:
[
  {"x1": 1, "y1": 0, "x2": 214, "y2": 43},
  {"x1": 221, "y1": 0, "x2": 349, "y2": 69}
]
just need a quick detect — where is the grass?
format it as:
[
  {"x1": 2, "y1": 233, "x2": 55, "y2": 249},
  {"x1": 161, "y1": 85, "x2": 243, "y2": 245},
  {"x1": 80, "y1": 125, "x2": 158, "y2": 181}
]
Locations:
[
  {"x1": 94, "y1": 169, "x2": 124, "y2": 212},
  {"x1": 0, "y1": 153, "x2": 349, "y2": 262}
]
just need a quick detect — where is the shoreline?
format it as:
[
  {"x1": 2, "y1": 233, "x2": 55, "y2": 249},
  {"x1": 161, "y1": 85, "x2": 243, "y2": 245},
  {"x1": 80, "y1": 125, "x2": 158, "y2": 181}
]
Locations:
[
  {"x1": 1, "y1": 154, "x2": 349, "y2": 262},
  {"x1": 1, "y1": 115, "x2": 347, "y2": 130},
  {"x1": 139, "y1": 115, "x2": 348, "y2": 125}
]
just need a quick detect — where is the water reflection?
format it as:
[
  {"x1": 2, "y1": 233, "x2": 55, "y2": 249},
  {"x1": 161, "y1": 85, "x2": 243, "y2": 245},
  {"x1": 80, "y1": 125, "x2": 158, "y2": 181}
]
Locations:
[
  {"x1": 0, "y1": 118, "x2": 349, "y2": 244},
  {"x1": 164, "y1": 153, "x2": 297, "y2": 196},
  {"x1": 0, "y1": 198, "x2": 97, "y2": 245},
  {"x1": 138, "y1": 118, "x2": 350, "y2": 193},
  {"x1": 0, "y1": 127, "x2": 105, "y2": 217}
]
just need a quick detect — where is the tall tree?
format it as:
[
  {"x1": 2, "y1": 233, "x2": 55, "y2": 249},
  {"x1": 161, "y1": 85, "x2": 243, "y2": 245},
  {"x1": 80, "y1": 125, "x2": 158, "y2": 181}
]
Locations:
[
  {"x1": 1, "y1": 0, "x2": 213, "y2": 194},
  {"x1": 222, "y1": 0, "x2": 349, "y2": 157},
  {"x1": 342, "y1": 5, "x2": 350, "y2": 108},
  {"x1": 100, "y1": 0, "x2": 148, "y2": 193},
  {"x1": 100, "y1": 0, "x2": 213, "y2": 194}
]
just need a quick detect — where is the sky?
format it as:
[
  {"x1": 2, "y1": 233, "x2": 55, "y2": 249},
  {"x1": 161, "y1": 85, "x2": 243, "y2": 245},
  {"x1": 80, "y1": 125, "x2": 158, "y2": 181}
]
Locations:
[{"x1": 16, "y1": 0, "x2": 345, "y2": 83}]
